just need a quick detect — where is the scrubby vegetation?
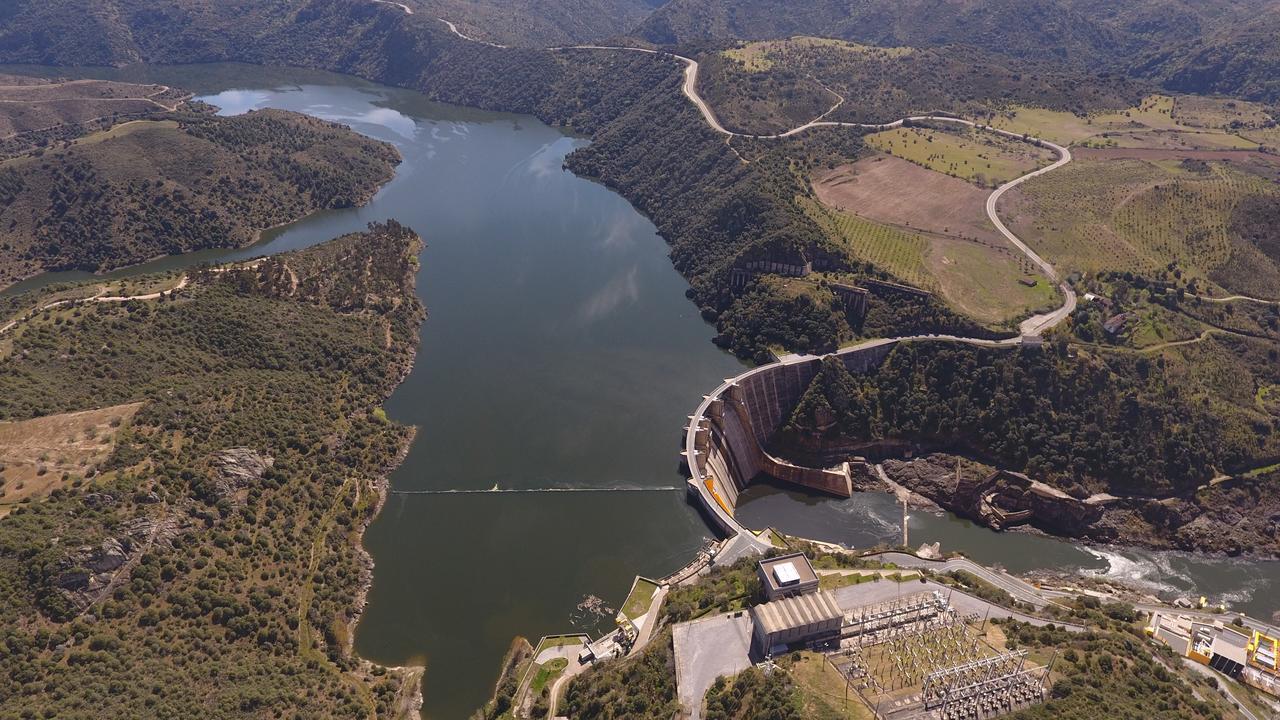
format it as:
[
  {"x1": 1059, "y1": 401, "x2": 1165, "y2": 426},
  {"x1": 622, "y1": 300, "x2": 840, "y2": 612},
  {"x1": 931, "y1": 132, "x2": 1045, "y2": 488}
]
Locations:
[
  {"x1": 704, "y1": 666, "x2": 798, "y2": 720},
  {"x1": 0, "y1": 222, "x2": 425, "y2": 718},
  {"x1": 0, "y1": 107, "x2": 398, "y2": 289},
  {"x1": 0, "y1": 74, "x2": 187, "y2": 159},
  {"x1": 1001, "y1": 620, "x2": 1237, "y2": 720},
  {"x1": 662, "y1": 556, "x2": 762, "y2": 623},
  {"x1": 699, "y1": 39, "x2": 1147, "y2": 136},
  {"x1": 638, "y1": 0, "x2": 1280, "y2": 105},
  {"x1": 563, "y1": 628, "x2": 679, "y2": 720},
  {"x1": 776, "y1": 342, "x2": 1280, "y2": 497}
]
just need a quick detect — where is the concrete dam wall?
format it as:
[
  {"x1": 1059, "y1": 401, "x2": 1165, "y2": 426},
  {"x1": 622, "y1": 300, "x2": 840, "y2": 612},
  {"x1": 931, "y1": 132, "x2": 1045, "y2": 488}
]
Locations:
[{"x1": 684, "y1": 340, "x2": 899, "y2": 539}]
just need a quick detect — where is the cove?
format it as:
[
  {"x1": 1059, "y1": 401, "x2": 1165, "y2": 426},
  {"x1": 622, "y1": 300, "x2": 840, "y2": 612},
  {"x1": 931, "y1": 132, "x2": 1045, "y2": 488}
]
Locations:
[{"x1": 3, "y1": 63, "x2": 1278, "y2": 717}]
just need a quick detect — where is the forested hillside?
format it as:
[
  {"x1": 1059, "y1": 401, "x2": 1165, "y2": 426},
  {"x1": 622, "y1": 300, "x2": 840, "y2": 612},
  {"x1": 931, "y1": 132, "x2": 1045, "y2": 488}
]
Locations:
[
  {"x1": 776, "y1": 341, "x2": 1280, "y2": 497},
  {"x1": 0, "y1": 0, "x2": 1000, "y2": 358},
  {"x1": 0, "y1": 0, "x2": 1272, "y2": 357},
  {"x1": 418, "y1": 0, "x2": 656, "y2": 46},
  {"x1": 0, "y1": 108, "x2": 398, "y2": 289},
  {"x1": 636, "y1": 0, "x2": 1280, "y2": 103},
  {"x1": 0, "y1": 223, "x2": 426, "y2": 718}
]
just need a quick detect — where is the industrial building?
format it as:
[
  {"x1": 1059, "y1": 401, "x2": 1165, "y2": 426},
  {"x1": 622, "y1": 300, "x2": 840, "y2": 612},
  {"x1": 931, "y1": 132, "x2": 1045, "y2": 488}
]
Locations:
[
  {"x1": 750, "y1": 589, "x2": 843, "y2": 654},
  {"x1": 757, "y1": 552, "x2": 819, "y2": 600},
  {"x1": 1146, "y1": 613, "x2": 1251, "y2": 679},
  {"x1": 1244, "y1": 631, "x2": 1280, "y2": 697}
]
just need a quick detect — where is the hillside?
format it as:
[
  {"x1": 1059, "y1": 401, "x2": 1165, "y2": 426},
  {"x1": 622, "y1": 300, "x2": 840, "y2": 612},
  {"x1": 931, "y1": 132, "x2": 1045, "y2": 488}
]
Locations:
[
  {"x1": 417, "y1": 0, "x2": 657, "y2": 47},
  {"x1": 636, "y1": 0, "x2": 1280, "y2": 103},
  {"x1": 774, "y1": 338, "x2": 1280, "y2": 552},
  {"x1": 0, "y1": 0, "x2": 997, "y2": 359},
  {"x1": 698, "y1": 39, "x2": 1148, "y2": 135},
  {"x1": 0, "y1": 107, "x2": 398, "y2": 289},
  {"x1": 0, "y1": 74, "x2": 189, "y2": 158},
  {"x1": 0, "y1": 222, "x2": 426, "y2": 718}
]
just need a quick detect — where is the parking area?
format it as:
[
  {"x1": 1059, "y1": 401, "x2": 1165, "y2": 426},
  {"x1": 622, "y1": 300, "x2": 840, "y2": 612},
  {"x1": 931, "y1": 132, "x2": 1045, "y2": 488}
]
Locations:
[{"x1": 672, "y1": 612, "x2": 754, "y2": 720}]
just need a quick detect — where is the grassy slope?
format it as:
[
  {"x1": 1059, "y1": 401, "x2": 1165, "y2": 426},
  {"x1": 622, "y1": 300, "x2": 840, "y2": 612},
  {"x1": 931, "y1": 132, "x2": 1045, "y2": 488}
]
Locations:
[
  {"x1": 0, "y1": 223, "x2": 426, "y2": 719},
  {"x1": 864, "y1": 126, "x2": 1054, "y2": 186}
]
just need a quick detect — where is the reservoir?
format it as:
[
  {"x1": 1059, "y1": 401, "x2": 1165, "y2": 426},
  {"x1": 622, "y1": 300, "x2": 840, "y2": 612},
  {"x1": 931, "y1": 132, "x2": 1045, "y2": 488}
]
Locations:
[{"x1": 4, "y1": 63, "x2": 1278, "y2": 718}]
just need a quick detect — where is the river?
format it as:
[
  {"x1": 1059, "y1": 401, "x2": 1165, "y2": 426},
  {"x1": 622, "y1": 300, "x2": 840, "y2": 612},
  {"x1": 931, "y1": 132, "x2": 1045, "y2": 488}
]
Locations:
[{"x1": 3, "y1": 63, "x2": 1278, "y2": 718}]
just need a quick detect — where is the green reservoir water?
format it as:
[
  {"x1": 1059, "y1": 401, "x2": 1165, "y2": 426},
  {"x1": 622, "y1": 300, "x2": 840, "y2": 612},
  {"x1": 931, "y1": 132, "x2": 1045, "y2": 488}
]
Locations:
[{"x1": 6, "y1": 63, "x2": 1279, "y2": 717}]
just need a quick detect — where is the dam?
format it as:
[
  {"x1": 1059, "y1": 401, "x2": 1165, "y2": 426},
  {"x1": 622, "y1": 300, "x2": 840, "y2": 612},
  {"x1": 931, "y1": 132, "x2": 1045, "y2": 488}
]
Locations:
[{"x1": 682, "y1": 338, "x2": 908, "y2": 545}]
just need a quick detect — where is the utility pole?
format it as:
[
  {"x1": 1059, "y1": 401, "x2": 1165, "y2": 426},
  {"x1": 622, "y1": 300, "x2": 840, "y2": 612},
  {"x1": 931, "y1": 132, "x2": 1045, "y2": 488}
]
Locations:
[{"x1": 902, "y1": 495, "x2": 909, "y2": 549}]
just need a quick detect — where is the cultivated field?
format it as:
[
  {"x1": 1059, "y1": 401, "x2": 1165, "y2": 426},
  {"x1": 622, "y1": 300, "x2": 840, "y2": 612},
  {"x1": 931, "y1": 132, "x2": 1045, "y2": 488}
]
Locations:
[
  {"x1": 801, "y1": 195, "x2": 1056, "y2": 326},
  {"x1": 803, "y1": 196, "x2": 933, "y2": 289},
  {"x1": 864, "y1": 125, "x2": 1054, "y2": 186},
  {"x1": 0, "y1": 401, "x2": 142, "y2": 517},
  {"x1": 813, "y1": 156, "x2": 999, "y2": 244},
  {"x1": 1241, "y1": 126, "x2": 1280, "y2": 150},
  {"x1": 984, "y1": 94, "x2": 1185, "y2": 145},
  {"x1": 986, "y1": 93, "x2": 1275, "y2": 150},
  {"x1": 1080, "y1": 129, "x2": 1260, "y2": 151},
  {"x1": 1003, "y1": 156, "x2": 1280, "y2": 299}
]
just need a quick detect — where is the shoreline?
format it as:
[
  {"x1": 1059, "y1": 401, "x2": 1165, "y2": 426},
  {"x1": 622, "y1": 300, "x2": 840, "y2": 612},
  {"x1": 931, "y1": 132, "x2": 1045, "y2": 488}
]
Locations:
[
  {"x1": 352, "y1": 425, "x2": 426, "y2": 719},
  {"x1": 0, "y1": 110, "x2": 401, "y2": 296},
  {"x1": 347, "y1": 237, "x2": 429, "y2": 718}
]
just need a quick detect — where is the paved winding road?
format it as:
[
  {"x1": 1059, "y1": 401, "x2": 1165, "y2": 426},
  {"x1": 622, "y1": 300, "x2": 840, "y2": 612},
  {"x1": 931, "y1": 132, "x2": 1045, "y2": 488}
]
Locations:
[
  {"x1": 434, "y1": 14, "x2": 1076, "y2": 338},
  {"x1": 427, "y1": 5, "x2": 1093, "y2": 574}
]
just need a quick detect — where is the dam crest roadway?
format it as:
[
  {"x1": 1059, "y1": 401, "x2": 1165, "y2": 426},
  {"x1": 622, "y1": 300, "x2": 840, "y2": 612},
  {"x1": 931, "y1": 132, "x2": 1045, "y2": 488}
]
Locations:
[{"x1": 426, "y1": 7, "x2": 1088, "y2": 567}]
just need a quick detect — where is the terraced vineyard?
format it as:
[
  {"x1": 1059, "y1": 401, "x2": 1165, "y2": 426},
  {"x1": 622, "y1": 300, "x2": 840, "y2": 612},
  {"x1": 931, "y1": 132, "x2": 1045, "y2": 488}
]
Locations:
[
  {"x1": 1007, "y1": 157, "x2": 1280, "y2": 298},
  {"x1": 801, "y1": 197, "x2": 1058, "y2": 326},
  {"x1": 800, "y1": 196, "x2": 934, "y2": 289}
]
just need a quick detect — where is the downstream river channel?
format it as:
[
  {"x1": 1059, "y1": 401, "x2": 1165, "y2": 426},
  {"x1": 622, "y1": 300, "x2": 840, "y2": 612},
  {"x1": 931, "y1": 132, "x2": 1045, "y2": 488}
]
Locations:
[{"x1": 5, "y1": 63, "x2": 1279, "y2": 717}]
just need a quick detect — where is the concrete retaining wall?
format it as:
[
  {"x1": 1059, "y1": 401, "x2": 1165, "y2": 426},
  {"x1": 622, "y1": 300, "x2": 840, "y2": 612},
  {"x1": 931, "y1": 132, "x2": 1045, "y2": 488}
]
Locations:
[{"x1": 684, "y1": 341, "x2": 900, "y2": 539}]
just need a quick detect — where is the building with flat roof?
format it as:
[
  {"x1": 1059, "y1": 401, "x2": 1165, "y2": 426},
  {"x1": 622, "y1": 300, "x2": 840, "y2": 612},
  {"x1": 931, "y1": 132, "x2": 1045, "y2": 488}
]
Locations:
[
  {"x1": 757, "y1": 553, "x2": 819, "y2": 601},
  {"x1": 750, "y1": 589, "x2": 843, "y2": 655},
  {"x1": 1211, "y1": 627, "x2": 1249, "y2": 678},
  {"x1": 1147, "y1": 613, "x2": 1251, "y2": 680}
]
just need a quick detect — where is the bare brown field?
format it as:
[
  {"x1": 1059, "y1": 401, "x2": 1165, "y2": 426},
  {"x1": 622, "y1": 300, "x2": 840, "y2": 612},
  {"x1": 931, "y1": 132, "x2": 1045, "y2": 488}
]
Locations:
[
  {"x1": 813, "y1": 155, "x2": 999, "y2": 244},
  {"x1": 0, "y1": 401, "x2": 143, "y2": 517},
  {"x1": 811, "y1": 157, "x2": 1058, "y2": 326}
]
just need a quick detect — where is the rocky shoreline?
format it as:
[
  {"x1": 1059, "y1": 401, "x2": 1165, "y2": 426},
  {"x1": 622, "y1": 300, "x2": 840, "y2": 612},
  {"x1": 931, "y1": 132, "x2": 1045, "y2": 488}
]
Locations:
[
  {"x1": 347, "y1": 239, "x2": 428, "y2": 719},
  {"x1": 868, "y1": 452, "x2": 1280, "y2": 560}
]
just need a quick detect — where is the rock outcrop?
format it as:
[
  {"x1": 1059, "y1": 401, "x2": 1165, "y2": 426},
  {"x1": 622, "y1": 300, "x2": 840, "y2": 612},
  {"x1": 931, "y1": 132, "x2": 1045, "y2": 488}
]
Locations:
[
  {"x1": 881, "y1": 453, "x2": 1280, "y2": 556},
  {"x1": 208, "y1": 447, "x2": 274, "y2": 502}
]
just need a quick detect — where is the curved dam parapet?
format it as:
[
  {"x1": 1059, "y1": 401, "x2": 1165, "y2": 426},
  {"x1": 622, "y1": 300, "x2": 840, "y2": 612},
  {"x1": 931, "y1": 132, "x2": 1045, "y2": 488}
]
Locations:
[
  {"x1": 683, "y1": 339, "x2": 905, "y2": 545},
  {"x1": 682, "y1": 336, "x2": 1024, "y2": 549}
]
